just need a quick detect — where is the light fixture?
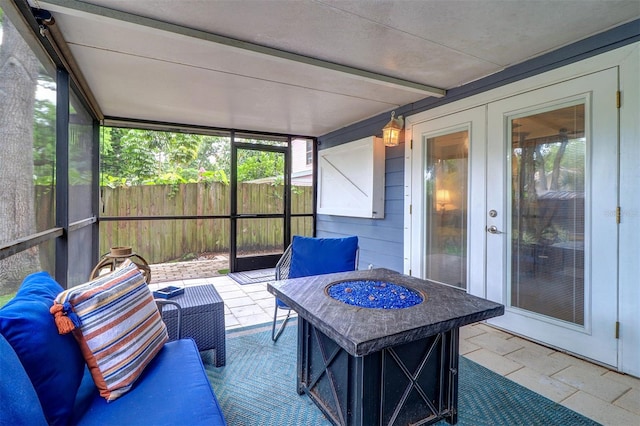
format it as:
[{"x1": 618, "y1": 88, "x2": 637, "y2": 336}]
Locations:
[
  {"x1": 382, "y1": 111, "x2": 404, "y2": 147},
  {"x1": 436, "y1": 189, "x2": 451, "y2": 212}
]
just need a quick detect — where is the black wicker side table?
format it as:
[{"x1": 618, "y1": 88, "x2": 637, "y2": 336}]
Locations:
[{"x1": 159, "y1": 284, "x2": 226, "y2": 367}]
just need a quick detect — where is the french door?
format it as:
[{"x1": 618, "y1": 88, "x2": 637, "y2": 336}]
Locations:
[
  {"x1": 486, "y1": 69, "x2": 619, "y2": 366},
  {"x1": 409, "y1": 68, "x2": 619, "y2": 366}
]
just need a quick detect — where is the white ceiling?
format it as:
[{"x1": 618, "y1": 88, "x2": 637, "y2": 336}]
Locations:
[{"x1": 35, "y1": 0, "x2": 640, "y2": 137}]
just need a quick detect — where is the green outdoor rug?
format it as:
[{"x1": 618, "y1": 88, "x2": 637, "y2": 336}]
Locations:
[{"x1": 204, "y1": 321, "x2": 600, "y2": 426}]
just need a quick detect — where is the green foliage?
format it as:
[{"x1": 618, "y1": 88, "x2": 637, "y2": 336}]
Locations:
[
  {"x1": 101, "y1": 128, "x2": 229, "y2": 187},
  {"x1": 237, "y1": 150, "x2": 284, "y2": 182},
  {"x1": 101, "y1": 175, "x2": 128, "y2": 188},
  {"x1": 100, "y1": 128, "x2": 284, "y2": 188},
  {"x1": 30, "y1": 79, "x2": 98, "y2": 187},
  {"x1": 33, "y1": 91, "x2": 56, "y2": 186},
  {"x1": 198, "y1": 169, "x2": 229, "y2": 185},
  {"x1": 23, "y1": 113, "x2": 287, "y2": 190}
]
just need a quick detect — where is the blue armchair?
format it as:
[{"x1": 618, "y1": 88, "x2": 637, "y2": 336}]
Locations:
[{"x1": 272, "y1": 235, "x2": 359, "y2": 341}]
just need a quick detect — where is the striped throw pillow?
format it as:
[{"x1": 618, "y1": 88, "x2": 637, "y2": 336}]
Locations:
[{"x1": 52, "y1": 259, "x2": 168, "y2": 401}]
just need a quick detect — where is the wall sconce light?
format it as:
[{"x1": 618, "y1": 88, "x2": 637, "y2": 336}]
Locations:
[{"x1": 382, "y1": 111, "x2": 404, "y2": 147}]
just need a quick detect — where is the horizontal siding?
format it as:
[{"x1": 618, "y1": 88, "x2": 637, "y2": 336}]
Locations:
[{"x1": 316, "y1": 144, "x2": 404, "y2": 272}]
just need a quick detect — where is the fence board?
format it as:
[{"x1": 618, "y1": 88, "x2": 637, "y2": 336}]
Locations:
[
  {"x1": 95, "y1": 183, "x2": 311, "y2": 263},
  {"x1": 32, "y1": 183, "x2": 311, "y2": 264}
]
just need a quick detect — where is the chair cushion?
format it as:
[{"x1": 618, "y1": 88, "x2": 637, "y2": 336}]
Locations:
[
  {"x1": 53, "y1": 260, "x2": 168, "y2": 401},
  {"x1": 0, "y1": 272, "x2": 85, "y2": 426},
  {"x1": 0, "y1": 332, "x2": 48, "y2": 426},
  {"x1": 288, "y1": 235, "x2": 358, "y2": 278},
  {"x1": 72, "y1": 339, "x2": 226, "y2": 426}
]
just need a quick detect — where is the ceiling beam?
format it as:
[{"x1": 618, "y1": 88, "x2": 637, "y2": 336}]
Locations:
[{"x1": 38, "y1": 0, "x2": 446, "y2": 98}]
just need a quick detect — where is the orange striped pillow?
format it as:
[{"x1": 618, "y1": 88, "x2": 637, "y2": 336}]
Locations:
[{"x1": 52, "y1": 260, "x2": 168, "y2": 401}]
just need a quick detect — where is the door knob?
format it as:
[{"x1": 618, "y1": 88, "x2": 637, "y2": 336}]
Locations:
[{"x1": 487, "y1": 225, "x2": 504, "y2": 234}]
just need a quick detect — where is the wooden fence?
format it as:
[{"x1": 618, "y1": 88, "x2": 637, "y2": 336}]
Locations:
[{"x1": 99, "y1": 182, "x2": 313, "y2": 263}]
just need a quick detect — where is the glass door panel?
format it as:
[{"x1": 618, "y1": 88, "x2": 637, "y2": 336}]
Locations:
[
  {"x1": 409, "y1": 106, "x2": 484, "y2": 297},
  {"x1": 509, "y1": 104, "x2": 585, "y2": 324},
  {"x1": 425, "y1": 131, "x2": 469, "y2": 288}
]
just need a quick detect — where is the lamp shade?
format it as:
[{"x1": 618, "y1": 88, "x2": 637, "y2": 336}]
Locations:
[
  {"x1": 436, "y1": 189, "x2": 451, "y2": 206},
  {"x1": 382, "y1": 111, "x2": 404, "y2": 146}
]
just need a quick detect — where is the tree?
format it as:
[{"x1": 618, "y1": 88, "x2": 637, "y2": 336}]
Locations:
[
  {"x1": 196, "y1": 135, "x2": 230, "y2": 181},
  {"x1": 33, "y1": 93, "x2": 57, "y2": 185},
  {"x1": 101, "y1": 128, "x2": 236, "y2": 186},
  {"x1": 100, "y1": 128, "x2": 289, "y2": 187},
  {"x1": 237, "y1": 150, "x2": 284, "y2": 182},
  {"x1": 0, "y1": 10, "x2": 42, "y2": 293}
]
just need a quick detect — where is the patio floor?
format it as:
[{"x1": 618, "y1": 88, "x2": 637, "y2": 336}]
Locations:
[{"x1": 149, "y1": 262, "x2": 640, "y2": 425}]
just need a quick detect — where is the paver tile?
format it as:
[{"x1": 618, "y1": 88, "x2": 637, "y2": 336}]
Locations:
[
  {"x1": 232, "y1": 304, "x2": 269, "y2": 317},
  {"x1": 506, "y1": 347, "x2": 572, "y2": 376},
  {"x1": 552, "y1": 365, "x2": 630, "y2": 403},
  {"x1": 506, "y1": 367, "x2": 577, "y2": 403},
  {"x1": 550, "y1": 352, "x2": 609, "y2": 375},
  {"x1": 460, "y1": 324, "x2": 485, "y2": 340},
  {"x1": 473, "y1": 323, "x2": 514, "y2": 339},
  {"x1": 459, "y1": 339, "x2": 481, "y2": 355},
  {"x1": 562, "y1": 391, "x2": 640, "y2": 426},
  {"x1": 614, "y1": 388, "x2": 640, "y2": 415},
  {"x1": 463, "y1": 348, "x2": 522, "y2": 376},
  {"x1": 467, "y1": 331, "x2": 523, "y2": 355},
  {"x1": 604, "y1": 370, "x2": 640, "y2": 390},
  {"x1": 224, "y1": 296, "x2": 256, "y2": 308}
]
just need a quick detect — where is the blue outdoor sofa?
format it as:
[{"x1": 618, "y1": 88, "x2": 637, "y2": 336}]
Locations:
[{"x1": 0, "y1": 272, "x2": 226, "y2": 426}]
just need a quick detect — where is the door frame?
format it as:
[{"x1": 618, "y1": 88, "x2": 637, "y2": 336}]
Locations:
[{"x1": 230, "y1": 137, "x2": 290, "y2": 272}]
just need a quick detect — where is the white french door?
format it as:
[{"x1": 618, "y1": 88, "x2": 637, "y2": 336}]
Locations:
[
  {"x1": 408, "y1": 69, "x2": 619, "y2": 367},
  {"x1": 486, "y1": 68, "x2": 619, "y2": 366}
]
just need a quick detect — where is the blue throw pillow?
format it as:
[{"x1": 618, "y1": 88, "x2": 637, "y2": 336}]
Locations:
[
  {"x1": 0, "y1": 272, "x2": 85, "y2": 426},
  {"x1": 288, "y1": 236, "x2": 358, "y2": 278}
]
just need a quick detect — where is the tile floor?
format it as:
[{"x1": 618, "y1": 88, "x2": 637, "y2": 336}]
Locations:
[{"x1": 150, "y1": 275, "x2": 640, "y2": 426}]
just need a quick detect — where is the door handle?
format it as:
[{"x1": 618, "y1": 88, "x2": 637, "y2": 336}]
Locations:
[{"x1": 487, "y1": 225, "x2": 504, "y2": 234}]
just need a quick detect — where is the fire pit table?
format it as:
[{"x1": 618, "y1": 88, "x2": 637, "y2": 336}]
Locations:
[{"x1": 267, "y1": 268, "x2": 504, "y2": 426}]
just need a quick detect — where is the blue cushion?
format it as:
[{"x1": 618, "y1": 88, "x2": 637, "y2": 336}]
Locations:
[
  {"x1": 288, "y1": 236, "x2": 358, "y2": 279},
  {"x1": 0, "y1": 272, "x2": 85, "y2": 426},
  {"x1": 275, "y1": 298, "x2": 290, "y2": 308},
  {"x1": 0, "y1": 333, "x2": 47, "y2": 426},
  {"x1": 72, "y1": 339, "x2": 226, "y2": 426}
]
